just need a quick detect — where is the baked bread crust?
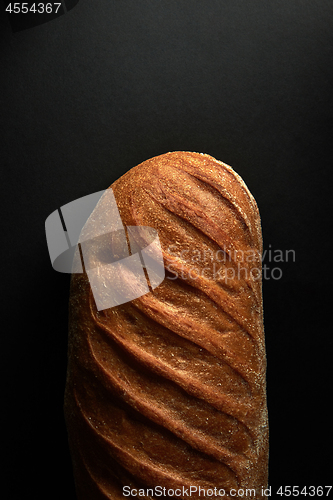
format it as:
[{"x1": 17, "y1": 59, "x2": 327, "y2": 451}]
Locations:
[{"x1": 64, "y1": 152, "x2": 269, "y2": 500}]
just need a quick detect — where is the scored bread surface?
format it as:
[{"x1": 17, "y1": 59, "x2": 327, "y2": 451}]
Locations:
[{"x1": 64, "y1": 151, "x2": 269, "y2": 500}]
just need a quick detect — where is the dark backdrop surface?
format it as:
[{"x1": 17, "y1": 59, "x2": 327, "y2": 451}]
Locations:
[{"x1": 1, "y1": 1, "x2": 332, "y2": 498}]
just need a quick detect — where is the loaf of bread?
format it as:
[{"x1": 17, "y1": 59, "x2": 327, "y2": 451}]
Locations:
[{"x1": 64, "y1": 152, "x2": 269, "y2": 500}]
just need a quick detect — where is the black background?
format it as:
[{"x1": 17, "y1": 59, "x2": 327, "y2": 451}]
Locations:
[{"x1": 1, "y1": 1, "x2": 332, "y2": 499}]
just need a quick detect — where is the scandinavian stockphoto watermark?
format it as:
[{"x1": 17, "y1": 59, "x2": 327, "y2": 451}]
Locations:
[
  {"x1": 45, "y1": 189, "x2": 165, "y2": 311},
  {"x1": 45, "y1": 189, "x2": 295, "y2": 311},
  {"x1": 165, "y1": 244, "x2": 295, "y2": 283}
]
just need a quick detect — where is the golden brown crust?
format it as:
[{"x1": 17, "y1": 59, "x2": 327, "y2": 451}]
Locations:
[{"x1": 64, "y1": 151, "x2": 268, "y2": 500}]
